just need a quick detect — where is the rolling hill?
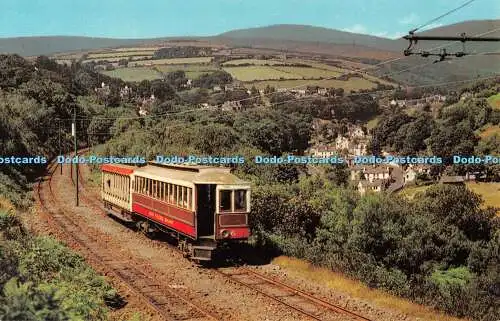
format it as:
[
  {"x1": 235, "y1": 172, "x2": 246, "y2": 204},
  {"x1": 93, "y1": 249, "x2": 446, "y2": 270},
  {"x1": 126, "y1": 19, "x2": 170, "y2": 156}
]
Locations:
[
  {"x1": 0, "y1": 36, "x2": 153, "y2": 57},
  {"x1": 0, "y1": 20, "x2": 497, "y2": 86},
  {"x1": 217, "y1": 24, "x2": 404, "y2": 51}
]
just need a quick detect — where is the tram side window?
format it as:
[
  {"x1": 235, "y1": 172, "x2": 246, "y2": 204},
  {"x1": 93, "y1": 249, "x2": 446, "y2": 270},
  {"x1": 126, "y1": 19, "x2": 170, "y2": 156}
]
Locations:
[
  {"x1": 187, "y1": 188, "x2": 192, "y2": 210},
  {"x1": 235, "y1": 190, "x2": 247, "y2": 212},
  {"x1": 220, "y1": 190, "x2": 232, "y2": 212},
  {"x1": 183, "y1": 187, "x2": 187, "y2": 208},
  {"x1": 179, "y1": 186, "x2": 184, "y2": 207}
]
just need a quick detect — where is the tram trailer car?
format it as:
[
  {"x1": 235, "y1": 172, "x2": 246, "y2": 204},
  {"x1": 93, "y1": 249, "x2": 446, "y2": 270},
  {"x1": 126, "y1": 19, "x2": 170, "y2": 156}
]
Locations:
[{"x1": 101, "y1": 162, "x2": 251, "y2": 261}]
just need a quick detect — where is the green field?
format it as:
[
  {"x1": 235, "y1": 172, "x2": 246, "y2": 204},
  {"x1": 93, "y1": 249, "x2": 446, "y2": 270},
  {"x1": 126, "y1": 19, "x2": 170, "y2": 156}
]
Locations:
[
  {"x1": 272, "y1": 66, "x2": 341, "y2": 79},
  {"x1": 224, "y1": 65, "x2": 343, "y2": 82},
  {"x1": 110, "y1": 47, "x2": 159, "y2": 52},
  {"x1": 101, "y1": 63, "x2": 216, "y2": 82},
  {"x1": 223, "y1": 66, "x2": 299, "y2": 81},
  {"x1": 400, "y1": 185, "x2": 432, "y2": 199},
  {"x1": 249, "y1": 77, "x2": 377, "y2": 91},
  {"x1": 102, "y1": 67, "x2": 161, "y2": 82},
  {"x1": 154, "y1": 64, "x2": 217, "y2": 77},
  {"x1": 87, "y1": 51, "x2": 155, "y2": 59},
  {"x1": 131, "y1": 57, "x2": 213, "y2": 66},
  {"x1": 223, "y1": 59, "x2": 289, "y2": 66},
  {"x1": 466, "y1": 182, "x2": 500, "y2": 215},
  {"x1": 487, "y1": 93, "x2": 500, "y2": 110},
  {"x1": 84, "y1": 56, "x2": 151, "y2": 63}
]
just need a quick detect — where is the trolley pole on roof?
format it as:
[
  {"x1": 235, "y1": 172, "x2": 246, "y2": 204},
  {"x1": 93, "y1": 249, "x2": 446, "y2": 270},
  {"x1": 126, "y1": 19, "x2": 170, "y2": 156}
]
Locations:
[{"x1": 72, "y1": 108, "x2": 79, "y2": 207}]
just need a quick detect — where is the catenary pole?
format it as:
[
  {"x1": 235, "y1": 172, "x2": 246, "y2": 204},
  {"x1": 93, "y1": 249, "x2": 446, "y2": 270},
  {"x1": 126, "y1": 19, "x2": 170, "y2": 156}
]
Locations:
[{"x1": 73, "y1": 108, "x2": 79, "y2": 206}]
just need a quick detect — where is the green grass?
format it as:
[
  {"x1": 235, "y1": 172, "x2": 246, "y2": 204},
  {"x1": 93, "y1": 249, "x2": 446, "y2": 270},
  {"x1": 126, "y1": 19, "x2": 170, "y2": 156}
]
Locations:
[
  {"x1": 84, "y1": 56, "x2": 151, "y2": 63},
  {"x1": 223, "y1": 66, "x2": 298, "y2": 81},
  {"x1": 466, "y1": 182, "x2": 500, "y2": 215},
  {"x1": 366, "y1": 117, "x2": 380, "y2": 131},
  {"x1": 131, "y1": 57, "x2": 213, "y2": 66},
  {"x1": 272, "y1": 66, "x2": 341, "y2": 79},
  {"x1": 400, "y1": 185, "x2": 433, "y2": 200},
  {"x1": 273, "y1": 256, "x2": 468, "y2": 321},
  {"x1": 249, "y1": 77, "x2": 377, "y2": 91},
  {"x1": 223, "y1": 59, "x2": 287, "y2": 66},
  {"x1": 102, "y1": 67, "x2": 161, "y2": 82},
  {"x1": 110, "y1": 47, "x2": 159, "y2": 52},
  {"x1": 87, "y1": 51, "x2": 155, "y2": 59},
  {"x1": 487, "y1": 93, "x2": 500, "y2": 110},
  {"x1": 155, "y1": 64, "x2": 217, "y2": 79}
]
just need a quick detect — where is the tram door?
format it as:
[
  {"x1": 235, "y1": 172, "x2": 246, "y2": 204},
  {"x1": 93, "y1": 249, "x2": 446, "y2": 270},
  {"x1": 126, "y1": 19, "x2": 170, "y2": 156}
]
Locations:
[{"x1": 196, "y1": 184, "x2": 216, "y2": 237}]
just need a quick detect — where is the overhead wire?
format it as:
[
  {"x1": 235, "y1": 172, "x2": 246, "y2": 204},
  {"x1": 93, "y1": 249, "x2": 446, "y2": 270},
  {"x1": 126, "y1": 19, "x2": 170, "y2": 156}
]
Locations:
[{"x1": 410, "y1": 0, "x2": 477, "y2": 33}]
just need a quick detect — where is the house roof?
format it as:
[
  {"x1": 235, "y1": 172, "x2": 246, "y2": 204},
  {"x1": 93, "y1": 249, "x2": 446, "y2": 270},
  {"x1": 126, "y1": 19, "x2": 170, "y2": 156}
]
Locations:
[
  {"x1": 358, "y1": 179, "x2": 385, "y2": 188},
  {"x1": 439, "y1": 175, "x2": 465, "y2": 184},
  {"x1": 364, "y1": 167, "x2": 390, "y2": 174},
  {"x1": 133, "y1": 162, "x2": 250, "y2": 186}
]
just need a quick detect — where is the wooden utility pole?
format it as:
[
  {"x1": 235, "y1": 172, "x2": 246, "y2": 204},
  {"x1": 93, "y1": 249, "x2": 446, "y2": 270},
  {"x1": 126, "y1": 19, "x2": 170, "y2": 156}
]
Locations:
[
  {"x1": 72, "y1": 108, "x2": 79, "y2": 206},
  {"x1": 58, "y1": 119, "x2": 62, "y2": 175}
]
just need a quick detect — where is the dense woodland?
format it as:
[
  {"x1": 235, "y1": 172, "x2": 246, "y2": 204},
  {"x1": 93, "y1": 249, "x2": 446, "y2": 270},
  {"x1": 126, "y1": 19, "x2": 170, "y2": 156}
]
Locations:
[{"x1": 0, "y1": 54, "x2": 499, "y2": 320}]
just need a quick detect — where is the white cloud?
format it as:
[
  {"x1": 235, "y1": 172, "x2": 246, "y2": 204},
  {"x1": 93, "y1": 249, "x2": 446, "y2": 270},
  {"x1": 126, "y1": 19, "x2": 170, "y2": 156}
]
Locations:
[
  {"x1": 341, "y1": 24, "x2": 367, "y2": 34},
  {"x1": 399, "y1": 13, "x2": 419, "y2": 25},
  {"x1": 375, "y1": 31, "x2": 406, "y2": 39},
  {"x1": 342, "y1": 27, "x2": 405, "y2": 39}
]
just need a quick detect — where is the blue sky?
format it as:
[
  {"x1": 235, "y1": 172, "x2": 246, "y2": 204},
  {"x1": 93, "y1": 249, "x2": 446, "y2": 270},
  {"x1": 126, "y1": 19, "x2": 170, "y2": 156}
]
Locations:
[{"x1": 1, "y1": 0, "x2": 498, "y2": 39}]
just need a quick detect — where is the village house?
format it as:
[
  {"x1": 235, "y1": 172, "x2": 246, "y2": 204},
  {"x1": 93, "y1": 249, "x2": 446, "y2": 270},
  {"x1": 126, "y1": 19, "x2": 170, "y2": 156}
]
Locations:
[
  {"x1": 317, "y1": 88, "x2": 328, "y2": 96},
  {"x1": 140, "y1": 94, "x2": 156, "y2": 109},
  {"x1": 363, "y1": 166, "x2": 392, "y2": 182},
  {"x1": 404, "y1": 167, "x2": 418, "y2": 185},
  {"x1": 221, "y1": 100, "x2": 243, "y2": 111},
  {"x1": 460, "y1": 92, "x2": 473, "y2": 100},
  {"x1": 404, "y1": 164, "x2": 432, "y2": 185},
  {"x1": 335, "y1": 135, "x2": 350, "y2": 151},
  {"x1": 439, "y1": 175, "x2": 466, "y2": 184},
  {"x1": 310, "y1": 145, "x2": 337, "y2": 158},
  {"x1": 350, "y1": 165, "x2": 365, "y2": 181},
  {"x1": 213, "y1": 85, "x2": 222, "y2": 92},
  {"x1": 119, "y1": 85, "x2": 132, "y2": 99},
  {"x1": 182, "y1": 79, "x2": 193, "y2": 88},
  {"x1": 334, "y1": 125, "x2": 369, "y2": 156},
  {"x1": 357, "y1": 179, "x2": 387, "y2": 195},
  {"x1": 350, "y1": 165, "x2": 392, "y2": 182}
]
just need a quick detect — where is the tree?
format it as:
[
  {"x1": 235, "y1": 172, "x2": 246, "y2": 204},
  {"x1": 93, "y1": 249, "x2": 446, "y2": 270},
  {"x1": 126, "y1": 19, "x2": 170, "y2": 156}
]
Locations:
[{"x1": 150, "y1": 80, "x2": 176, "y2": 102}]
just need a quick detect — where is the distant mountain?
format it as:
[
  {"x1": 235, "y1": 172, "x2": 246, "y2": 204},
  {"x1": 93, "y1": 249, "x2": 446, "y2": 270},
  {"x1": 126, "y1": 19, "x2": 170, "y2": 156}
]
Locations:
[
  {"x1": 217, "y1": 24, "x2": 402, "y2": 51},
  {"x1": 0, "y1": 36, "x2": 154, "y2": 56}
]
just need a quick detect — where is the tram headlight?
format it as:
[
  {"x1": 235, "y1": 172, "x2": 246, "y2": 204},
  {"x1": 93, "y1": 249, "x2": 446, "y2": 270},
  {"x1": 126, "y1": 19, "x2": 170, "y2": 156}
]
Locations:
[{"x1": 220, "y1": 229, "x2": 231, "y2": 239}]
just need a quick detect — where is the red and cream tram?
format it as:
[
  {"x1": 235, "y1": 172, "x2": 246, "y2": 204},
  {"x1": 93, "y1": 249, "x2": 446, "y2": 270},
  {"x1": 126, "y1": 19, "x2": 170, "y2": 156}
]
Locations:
[{"x1": 101, "y1": 162, "x2": 251, "y2": 261}]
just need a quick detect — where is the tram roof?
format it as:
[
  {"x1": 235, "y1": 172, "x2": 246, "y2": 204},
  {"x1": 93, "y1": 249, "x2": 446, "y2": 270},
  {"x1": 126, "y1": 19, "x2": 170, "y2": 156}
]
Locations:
[{"x1": 133, "y1": 162, "x2": 250, "y2": 185}]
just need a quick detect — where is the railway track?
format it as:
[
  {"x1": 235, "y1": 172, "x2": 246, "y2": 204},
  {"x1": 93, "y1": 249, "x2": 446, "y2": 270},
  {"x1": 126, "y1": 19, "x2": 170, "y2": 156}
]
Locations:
[
  {"x1": 37, "y1": 160, "x2": 220, "y2": 321},
  {"x1": 216, "y1": 267, "x2": 373, "y2": 321},
  {"x1": 72, "y1": 157, "x2": 375, "y2": 321}
]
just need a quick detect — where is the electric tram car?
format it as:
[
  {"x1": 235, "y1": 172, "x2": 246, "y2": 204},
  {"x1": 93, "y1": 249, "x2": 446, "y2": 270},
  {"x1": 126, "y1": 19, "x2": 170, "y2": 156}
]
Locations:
[{"x1": 100, "y1": 162, "x2": 251, "y2": 261}]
